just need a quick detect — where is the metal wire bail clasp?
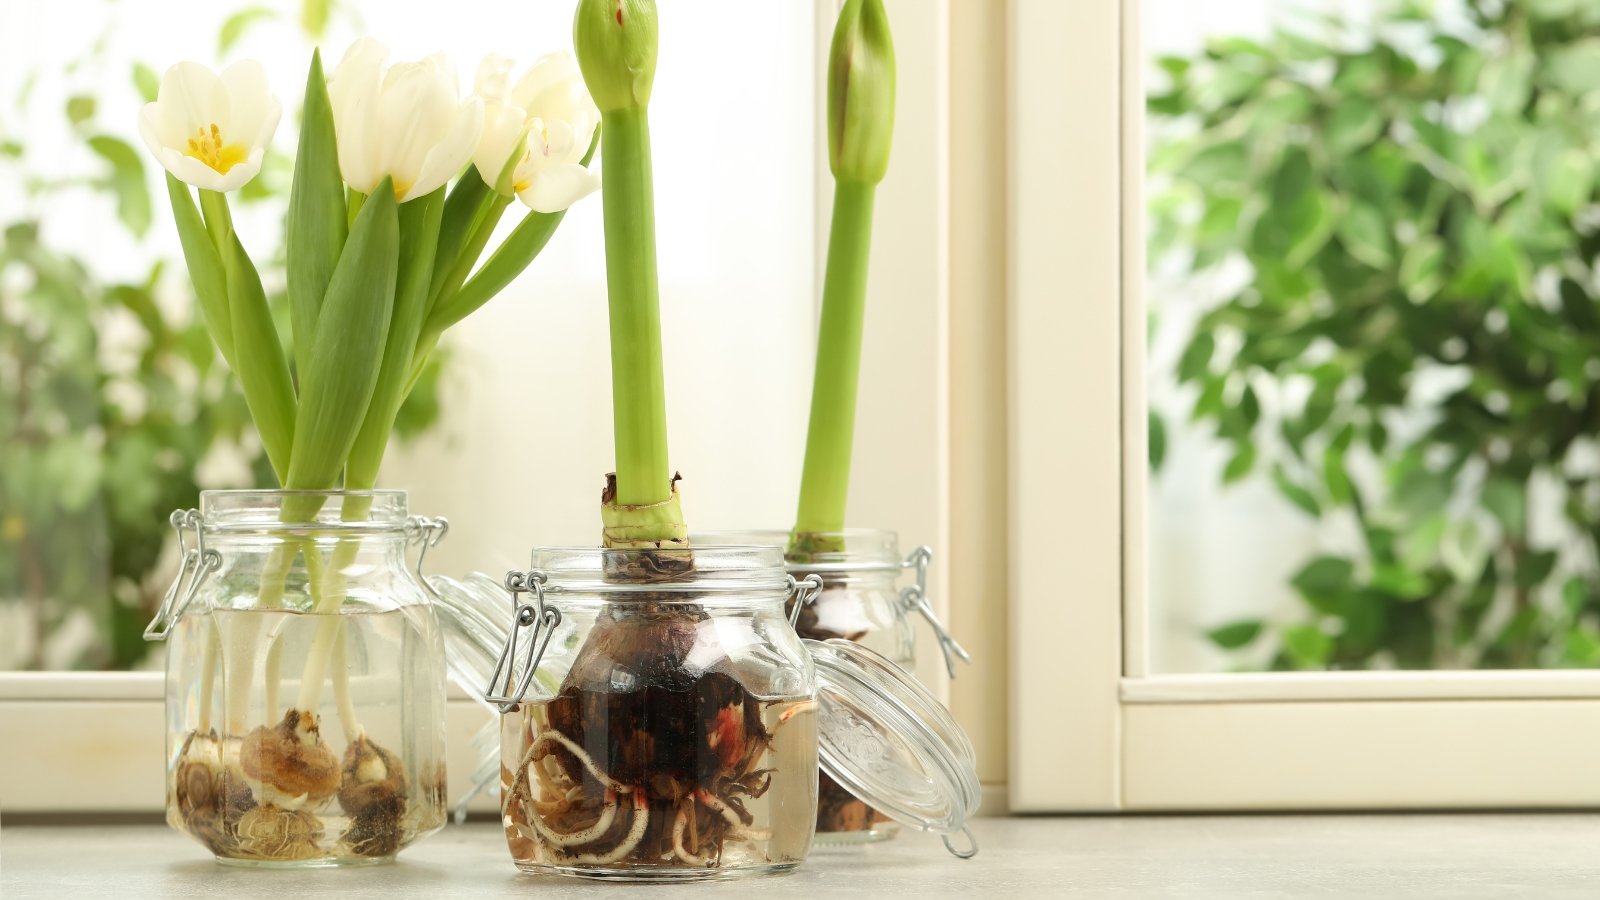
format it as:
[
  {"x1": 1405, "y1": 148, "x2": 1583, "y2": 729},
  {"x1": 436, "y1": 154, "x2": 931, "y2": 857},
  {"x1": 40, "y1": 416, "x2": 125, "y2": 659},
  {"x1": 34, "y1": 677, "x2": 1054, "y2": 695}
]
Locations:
[
  {"x1": 404, "y1": 515, "x2": 449, "y2": 601},
  {"x1": 788, "y1": 573, "x2": 824, "y2": 629},
  {"x1": 484, "y1": 569, "x2": 561, "y2": 712},
  {"x1": 144, "y1": 509, "x2": 221, "y2": 641},
  {"x1": 901, "y1": 546, "x2": 972, "y2": 679}
]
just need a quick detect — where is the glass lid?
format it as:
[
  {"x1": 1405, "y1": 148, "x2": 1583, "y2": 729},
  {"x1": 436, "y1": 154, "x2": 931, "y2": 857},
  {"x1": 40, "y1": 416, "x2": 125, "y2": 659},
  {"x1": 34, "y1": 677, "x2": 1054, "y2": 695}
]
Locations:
[{"x1": 807, "y1": 638, "x2": 982, "y2": 858}]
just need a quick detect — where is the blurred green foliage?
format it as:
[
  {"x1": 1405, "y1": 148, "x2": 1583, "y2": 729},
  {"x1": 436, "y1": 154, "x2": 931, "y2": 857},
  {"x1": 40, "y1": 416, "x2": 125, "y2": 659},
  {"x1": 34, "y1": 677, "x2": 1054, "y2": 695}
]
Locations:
[
  {"x1": 1148, "y1": 0, "x2": 1600, "y2": 669},
  {"x1": 0, "y1": 0, "x2": 446, "y2": 670}
]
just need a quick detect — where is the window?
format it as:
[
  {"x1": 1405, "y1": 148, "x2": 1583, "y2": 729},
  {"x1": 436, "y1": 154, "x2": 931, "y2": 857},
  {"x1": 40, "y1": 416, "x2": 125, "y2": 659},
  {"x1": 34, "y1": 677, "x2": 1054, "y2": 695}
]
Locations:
[{"x1": 1010, "y1": 0, "x2": 1600, "y2": 811}]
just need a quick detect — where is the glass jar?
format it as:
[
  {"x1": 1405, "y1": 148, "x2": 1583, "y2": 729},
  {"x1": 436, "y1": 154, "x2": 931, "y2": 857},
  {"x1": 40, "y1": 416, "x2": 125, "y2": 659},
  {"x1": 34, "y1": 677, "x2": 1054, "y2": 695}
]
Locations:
[
  {"x1": 693, "y1": 530, "x2": 969, "y2": 845},
  {"x1": 483, "y1": 545, "x2": 820, "y2": 882},
  {"x1": 145, "y1": 491, "x2": 448, "y2": 867}
]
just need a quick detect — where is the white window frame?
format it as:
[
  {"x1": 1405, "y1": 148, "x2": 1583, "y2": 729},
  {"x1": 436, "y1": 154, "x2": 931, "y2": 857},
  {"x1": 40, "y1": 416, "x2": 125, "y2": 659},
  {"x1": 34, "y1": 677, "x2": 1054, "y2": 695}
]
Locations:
[
  {"x1": 1008, "y1": 0, "x2": 1600, "y2": 812},
  {"x1": 0, "y1": 0, "x2": 966, "y2": 814}
]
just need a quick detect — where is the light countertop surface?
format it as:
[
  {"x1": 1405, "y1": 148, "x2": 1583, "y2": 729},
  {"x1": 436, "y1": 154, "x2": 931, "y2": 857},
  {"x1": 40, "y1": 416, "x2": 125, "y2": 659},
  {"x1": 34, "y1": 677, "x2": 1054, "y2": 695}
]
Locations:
[{"x1": 3, "y1": 815, "x2": 1598, "y2": 898}]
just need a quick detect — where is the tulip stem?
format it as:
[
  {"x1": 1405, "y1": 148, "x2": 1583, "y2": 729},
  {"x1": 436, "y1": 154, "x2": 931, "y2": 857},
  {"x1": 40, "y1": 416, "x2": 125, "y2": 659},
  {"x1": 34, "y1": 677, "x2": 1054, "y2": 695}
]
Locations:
[
  {"x1": 600, "y1": 106, "x2": 674, "y2": 510},
  {"x1": 347, "y1": 189, "x2": 367, "y2": 230},
  {"x1": 429, "y1": 194, "x2": 512, "y2": 319},
  {"x1": 794, "y1": 180, "x2": 876, "y2": 536}
]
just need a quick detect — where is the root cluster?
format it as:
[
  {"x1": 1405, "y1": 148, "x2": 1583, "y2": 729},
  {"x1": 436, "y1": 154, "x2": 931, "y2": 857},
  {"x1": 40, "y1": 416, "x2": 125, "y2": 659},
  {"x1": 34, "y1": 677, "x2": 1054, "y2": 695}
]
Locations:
[{"x1": 170, "y1": 710, "x2": 413, "y2": 861}]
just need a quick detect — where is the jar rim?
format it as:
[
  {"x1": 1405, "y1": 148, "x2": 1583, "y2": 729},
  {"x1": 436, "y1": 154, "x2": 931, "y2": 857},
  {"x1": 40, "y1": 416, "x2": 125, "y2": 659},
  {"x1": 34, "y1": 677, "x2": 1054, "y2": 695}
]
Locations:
[
  {"x1": 690, "y1": 529, "x2": 904, "y2": 573},
  {"x1": 527, "y1": 544, "x2": 793, "y2": 594},
  {"x1": 198, "y1": 489, "x2": 410, "y2": 534}
]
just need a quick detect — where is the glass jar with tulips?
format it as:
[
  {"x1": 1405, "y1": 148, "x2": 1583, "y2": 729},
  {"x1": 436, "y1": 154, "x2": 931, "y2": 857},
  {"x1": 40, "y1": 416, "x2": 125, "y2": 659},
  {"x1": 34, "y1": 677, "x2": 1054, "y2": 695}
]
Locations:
[{"x1": 138, "y1": 37, "x2": 601, "y2": 865}]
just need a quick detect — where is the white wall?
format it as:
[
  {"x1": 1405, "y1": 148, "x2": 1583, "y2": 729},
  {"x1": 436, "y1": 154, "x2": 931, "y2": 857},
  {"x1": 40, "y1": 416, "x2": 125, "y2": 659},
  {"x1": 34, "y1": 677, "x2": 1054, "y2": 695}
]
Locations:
[{"x1": 1, "y1": 0, "x2": 819, "y2": 581}]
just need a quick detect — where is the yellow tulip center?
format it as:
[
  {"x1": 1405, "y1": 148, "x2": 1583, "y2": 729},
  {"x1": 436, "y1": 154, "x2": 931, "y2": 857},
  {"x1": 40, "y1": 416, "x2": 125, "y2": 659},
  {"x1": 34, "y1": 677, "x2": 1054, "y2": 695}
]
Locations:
[{"x1": 184, "y1": 124, "x2": 247, "y2": 175}]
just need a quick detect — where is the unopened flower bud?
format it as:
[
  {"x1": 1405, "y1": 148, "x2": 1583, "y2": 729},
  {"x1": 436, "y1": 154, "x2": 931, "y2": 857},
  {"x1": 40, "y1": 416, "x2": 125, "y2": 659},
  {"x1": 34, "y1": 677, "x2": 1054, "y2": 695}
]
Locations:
[
  {"x1": 574, "y1": 0, "x2": 658, "y2": 113},
  {"x1": 828, "y1": 0, "x2": 896, "y2": 184}
]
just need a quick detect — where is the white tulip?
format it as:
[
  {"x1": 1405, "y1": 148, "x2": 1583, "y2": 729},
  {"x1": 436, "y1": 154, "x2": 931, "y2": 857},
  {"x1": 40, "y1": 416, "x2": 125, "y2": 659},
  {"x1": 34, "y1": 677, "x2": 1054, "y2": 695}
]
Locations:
[
  {"x1": 137, "y1": 61, "x2": 281, "y2": 193},
  {"x1": 472, "y1": 52, "x2": 601, "y2": 213},
  {"x1": 328, "y1": 38, "x2": 484, "y2": 202}
]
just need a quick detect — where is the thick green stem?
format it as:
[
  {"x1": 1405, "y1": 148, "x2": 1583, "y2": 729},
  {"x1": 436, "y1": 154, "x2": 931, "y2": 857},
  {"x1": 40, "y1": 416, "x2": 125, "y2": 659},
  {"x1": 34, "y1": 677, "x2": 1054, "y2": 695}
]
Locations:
[
  {"x1": 601, "y1": 107, "x2": 672, "y2": 509},
  {"x1": 794, "y1": 180, "x2": 876, "y2": 535}
]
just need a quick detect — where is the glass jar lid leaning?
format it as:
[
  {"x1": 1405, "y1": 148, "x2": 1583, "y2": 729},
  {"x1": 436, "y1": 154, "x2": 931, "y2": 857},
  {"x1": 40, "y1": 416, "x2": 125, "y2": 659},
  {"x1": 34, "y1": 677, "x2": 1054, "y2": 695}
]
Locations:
[
  {"x1": 692, "y1": 529, "x2": 974, "y2": 845},
  {"x1": 464, "y1": 542, "x2": 982, "y2": 878}
]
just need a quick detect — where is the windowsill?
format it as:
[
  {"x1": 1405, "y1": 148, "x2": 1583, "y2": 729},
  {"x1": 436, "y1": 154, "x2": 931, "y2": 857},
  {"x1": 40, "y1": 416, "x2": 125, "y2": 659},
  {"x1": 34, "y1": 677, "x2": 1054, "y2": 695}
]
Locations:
[{"x1": 4, "y1": 814, "x2": 1597, "y2": 897}]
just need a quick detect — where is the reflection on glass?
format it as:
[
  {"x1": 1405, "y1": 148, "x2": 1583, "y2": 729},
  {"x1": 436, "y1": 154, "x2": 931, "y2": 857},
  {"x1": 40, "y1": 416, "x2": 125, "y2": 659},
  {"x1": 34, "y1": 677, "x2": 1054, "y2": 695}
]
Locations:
[{"x1": 1146, "y1": 0, "x2": 1600, "y2": 671}]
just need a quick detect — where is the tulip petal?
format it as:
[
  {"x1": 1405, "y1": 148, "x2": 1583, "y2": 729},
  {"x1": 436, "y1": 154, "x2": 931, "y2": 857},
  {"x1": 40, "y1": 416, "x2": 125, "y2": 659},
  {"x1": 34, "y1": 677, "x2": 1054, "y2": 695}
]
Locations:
[
  {"x1": 472, "y1": 102, "x2": 527, "y2": 194},
  {"x1": 218, "y1": 60, "x2": 279, "y2": 148},
  {"x1": 329, "y1": 37, "x2": 389, "y2": 194},
  {"x1": 405, "y1": 97, "x2": 483, "y2": 202},
  {"x1": 156, "y1": 62, "x2": 228, "y2": 144},
  {"x1": 475, "y1": 54, "x2": 516, "y2": 103},
  {"x1": 517, "y1": 163, "x2": 599, "y2": 214}
]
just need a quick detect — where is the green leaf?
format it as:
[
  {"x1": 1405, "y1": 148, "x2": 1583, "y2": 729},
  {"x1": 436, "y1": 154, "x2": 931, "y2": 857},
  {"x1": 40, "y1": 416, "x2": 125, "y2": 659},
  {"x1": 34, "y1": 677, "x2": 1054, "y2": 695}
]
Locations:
[
  {"x1": 1272, "y1": 465, "x2": 1321, "y2": 516},
  {"x1": 1322, "y1": 425, "x2": 1354, "y2": 506},
  {"x1": 1514, "y1": 549, "x2": 1557, "y2": 591},
  {"x1": 200, "y1": 191, "x2": 296, "y2": 482},
  {"x1": 1148, "y1": 411, "x2": 1167, "y2": 470},
  {"x1": 66, "y1": 94, "x2": 96, "y2": 125},
  {"x1": 1337, "y1": 202, "x2": 1392, "y2": 269},
  {"x1": 1282, "y1": 624, "x2": 1332, "y2": 669},
  {"x1": 218, "y1": 7, "x2": 275, "y2": 54},
  {"x1": 1206, "y1": 619, "x2": 1264, "y2": 650},
  {"x1": 1177, "y1": 332, "x2": 1215, "y2": 382},
  {"x1": 345, "y1": 188, "x2": 445, "y2": 489},
  {"x1": 1546, "y1": 39, "x2": 1600, "y2": 94},
  {"x1": 1222, "y1": 441, "x2": 1256, "y2": 484},
  {"x1": 1325, "y1": 102, "x2": 1383, "y2": 155},
  {"x1": 1559, "y1": 278, "x2": 1600, "y2": 331},
  {"x1": 1292, "y1": 556, "x2": 1354, "y2": 607},
  {"x1": 285, "y1": 51, "x2": 348, "y2": 384},
  {"x1": 285, "y1": 179, "x2": 400, "y2": 491},
  {"x1": 1562, "y1": 576, "x2": 1588, "y2": 616},
  {"x1": 163, "y1": 175, "x2": 233, "y2": 364},
  {"x1": 1398, "y1": 514, "x2": 1447, "y2": 571},
  {"x1": 430, "y1": 169, "x2": 493, "y2": 308},
  {"x1": 1182, "y1": 141, "x2": 1249, "y2": 188},
  {"x1": 1371, "y1": 563, "x2": 1430, "y2": 599},
  {"x1": 1481, "y1": 477, "x2": 1526, "y2": 536},
  {"x1": 1398, "y1": 236, "x2": 1444, "y2": 302},
  {"x1": 132, "y1": 63, "x2": 160, "y2": 102},
  {"x1": 87, "y1": 136, "x2": 151, "y2": 237},
  {"x1": 1540, "y1": 150, "x2": 1594, "y2": 217},
  {"x1": 1562, "y1": 628, "x2": 1600, "y2": 667}
]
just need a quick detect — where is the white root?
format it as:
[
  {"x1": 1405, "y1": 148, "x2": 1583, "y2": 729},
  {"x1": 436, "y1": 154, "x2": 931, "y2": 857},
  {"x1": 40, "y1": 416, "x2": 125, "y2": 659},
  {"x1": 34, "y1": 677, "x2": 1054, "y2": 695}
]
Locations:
[
  {"x1": 672, "y1": 805, "x2": 713, "y2": 867},
  {"x1": 530, "y1": 788, "x2": 621, "y2": 848},
  {"x1": 229, "y1": 542, "x2": 294, "y2": 736},
  {"x1": 262, "y1": 626, "x2": 284, "y2": 721},
  {"x1": 558, "y1": 791, "x2": 649, "y2": 865},
  {"x1": 197, "y1": 618, "x2": 220, "y2": 733},
  {"x1": 293, "y1": 538, "x2": 362, "y2": 722},
  {"x1": 532, "y1": 729, "x2": 633, "y2": 793},
  {"x1": 694, "y1": 788, "x2": 743, "y2": 828},
  {"x1": 776, "y1": 699, "x2": 816, "y2": 727},
  {"x1": 329, "y1": 619, "x2": 360, "y2": 744}
]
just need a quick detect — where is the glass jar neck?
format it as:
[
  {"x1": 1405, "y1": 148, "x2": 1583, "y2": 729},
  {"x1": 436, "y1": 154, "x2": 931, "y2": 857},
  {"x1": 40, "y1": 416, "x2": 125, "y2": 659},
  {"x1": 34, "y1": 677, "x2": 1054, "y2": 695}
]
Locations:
[
  {"x1": 690, "y1": 529, "x2": 904, "y2": 576},
  {"x1": 198, "y1": 489, "x2": 410, "y2": 541},
  {"x1": 528, "y1": 544, "x2": 794, "y2": 596}
]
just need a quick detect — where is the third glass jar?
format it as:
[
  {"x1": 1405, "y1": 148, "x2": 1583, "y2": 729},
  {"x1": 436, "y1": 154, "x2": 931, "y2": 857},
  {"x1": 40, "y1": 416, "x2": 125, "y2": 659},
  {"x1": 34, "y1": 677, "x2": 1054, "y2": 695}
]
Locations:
[{"x1": 693, "y1": 529, "x2": 966, "y2": 845}]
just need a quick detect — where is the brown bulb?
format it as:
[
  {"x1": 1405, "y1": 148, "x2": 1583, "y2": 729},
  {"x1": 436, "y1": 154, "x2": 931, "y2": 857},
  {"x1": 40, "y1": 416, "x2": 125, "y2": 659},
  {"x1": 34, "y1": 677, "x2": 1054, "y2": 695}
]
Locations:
[{"x1": 241, "y1": 709, "x2": 341, "y2": 802}]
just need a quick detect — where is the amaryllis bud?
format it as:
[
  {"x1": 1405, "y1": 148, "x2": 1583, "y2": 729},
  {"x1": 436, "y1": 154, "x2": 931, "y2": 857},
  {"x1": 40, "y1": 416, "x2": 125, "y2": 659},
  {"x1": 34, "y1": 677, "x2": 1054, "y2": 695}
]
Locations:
[
  {"x1": 573, "y1": 0, "x2": 658, "y2": 113},
  {"x1": 828, "y1": 0, "x2": 896, "y2": 184}
]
